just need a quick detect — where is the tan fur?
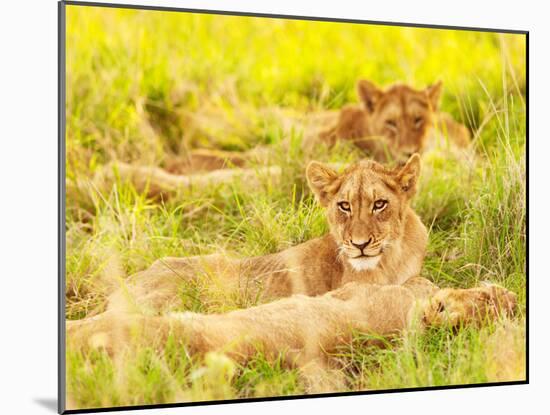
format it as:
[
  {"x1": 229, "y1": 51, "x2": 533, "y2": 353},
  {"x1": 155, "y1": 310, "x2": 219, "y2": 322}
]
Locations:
[
  {"x1": 87, "y1": 155, "x2": 429, "y2": 317},
  {"x1": 316, "y1": 80, "x2": 471, "y2": 161},
  {"x1": 165, "y1": 148, "x2": 248, "y2": 174},
  {"x1": 68, "y1": 80, "x2": 470, "y2": 202},
  {"x1": 67, "y1": 162, "x2": 282, "y2": 202},
  {"x1": 67, "y1": 155, "x2": 517, "y2": 391},
  {"x1": 163, "y1": 80, "x2": 471, "y2": 171},
  {"x1": 67, "y1": 281, "x2": 516, "y2": 392}
]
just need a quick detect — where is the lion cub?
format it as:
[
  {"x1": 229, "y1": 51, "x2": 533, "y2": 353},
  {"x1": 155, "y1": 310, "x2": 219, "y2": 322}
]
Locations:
[
  {"x1": 70, "y1": 80, "x2": 470, "y2": 203},
  {"x1": 68, "y1": 281, "x2": 516, "y2": 392},
  {"x1": 99, "y1": 154, "x2": 431, "y2": 316},
  {"x1": 67, "y1": 154, "x2": 517, "y2": 390},
  {"x1": 315, "y1": 80, "x2": 471, "y2": 161}
]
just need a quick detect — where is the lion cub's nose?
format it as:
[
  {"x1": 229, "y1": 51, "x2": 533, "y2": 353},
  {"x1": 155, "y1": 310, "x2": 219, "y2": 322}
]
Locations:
[{"x1": 351, "y1": 238, "x2": 372, "y2": 251}]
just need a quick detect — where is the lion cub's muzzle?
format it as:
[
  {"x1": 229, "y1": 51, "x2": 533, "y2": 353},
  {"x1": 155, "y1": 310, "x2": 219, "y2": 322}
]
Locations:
[
  {"x1": 346, "y1": 237, "x2": 385, "y2": 259},
  {"x1": 341, "y1": 238, "x2": 387, "y2": 271}
]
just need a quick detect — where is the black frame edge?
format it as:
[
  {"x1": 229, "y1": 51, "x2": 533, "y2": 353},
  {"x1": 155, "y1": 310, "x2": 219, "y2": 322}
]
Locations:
[
  {"x1": 524, "y1": 31, "x2": 529, "y2": 384},
  {"x1": 63, "y1": 381, "x2": 528, "y2": 414},
  {"x1": 58, "y1": 1, "x2": 67, "y2": 414}
]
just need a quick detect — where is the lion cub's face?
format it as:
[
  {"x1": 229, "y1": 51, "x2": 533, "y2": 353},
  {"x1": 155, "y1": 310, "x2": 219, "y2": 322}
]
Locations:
[
  {"x1": 357, "y1": 80, "x2": 443, "y2": 157},
  {"x1": 307, "y1": 154, "x2": 421, "y2": 271}
]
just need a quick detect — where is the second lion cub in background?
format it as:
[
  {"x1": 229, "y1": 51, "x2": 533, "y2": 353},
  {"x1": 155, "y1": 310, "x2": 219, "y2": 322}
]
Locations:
[
  {"x1": 71, "y1": 80, "x2": 472, "y2": 202},
  {"x1": 314, "y1": 80, "x2": 471, "y2": 161}
]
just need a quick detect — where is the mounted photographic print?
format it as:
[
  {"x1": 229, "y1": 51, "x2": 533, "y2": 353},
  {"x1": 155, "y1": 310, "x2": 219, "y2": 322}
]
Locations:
[{"x1": 59, "y1": 1, "x2": 528, "y2": 413}]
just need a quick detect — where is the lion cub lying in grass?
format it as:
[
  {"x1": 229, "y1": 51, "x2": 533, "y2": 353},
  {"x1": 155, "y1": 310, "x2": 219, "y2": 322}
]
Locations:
[
  {"x1": 164, "y1": 79, "x2": 471, "y2": 171},
  {"x1": 70, "y1": 80, "x2": 470, "y2": 202},
  {"x1": 313, "y1": 80, "x2": 471, "y2": 161},
  {"x1": 67, "y1": 154, "x2": 515, "y2": 390},
  {"x1": 165, "y1": 79, "x2": 471, "y2": 172},
  {"x1": 69, "y1": 282, "x2": 515, "y2": 391}
]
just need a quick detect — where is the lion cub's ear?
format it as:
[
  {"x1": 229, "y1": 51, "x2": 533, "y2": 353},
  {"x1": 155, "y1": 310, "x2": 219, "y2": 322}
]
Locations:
[
  {"x1": 425, "y1": 81, "x2": 443, "y2": 110},
  {"x1": 306, "y1": 161, "x2": 341, "y2": 207},
  {"x1": 357, "y1": 80, "x2": 383, "y2": 113},
  {"x1": 395, "y1": 153, "x2": 421, "y2": 197}
]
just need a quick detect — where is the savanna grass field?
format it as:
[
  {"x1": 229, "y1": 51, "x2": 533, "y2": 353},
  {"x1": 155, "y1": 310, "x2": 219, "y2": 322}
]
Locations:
[{"x1": 65, "y1": 5, "x2": 527, "y2": 409}]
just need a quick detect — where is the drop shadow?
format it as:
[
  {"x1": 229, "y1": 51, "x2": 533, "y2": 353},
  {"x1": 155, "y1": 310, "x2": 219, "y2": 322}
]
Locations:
[{"x1": 34, "y1": 398, "x2": 57, "y2": 412}]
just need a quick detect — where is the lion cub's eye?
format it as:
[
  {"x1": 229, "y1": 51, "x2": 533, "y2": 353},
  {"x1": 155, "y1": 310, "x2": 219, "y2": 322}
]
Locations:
[
  {"x1": 414, "y1": 117, "x2": 424, "y2": 128},
  {"x1": 385, "y1": 119, "x2": 397, "y2": 130},
  {"x1": 373, "y1": 199, "x2": 388, "y2": 212},
  {"x1": 338, "y1": 201, "x2": 351, "y2": 212}
]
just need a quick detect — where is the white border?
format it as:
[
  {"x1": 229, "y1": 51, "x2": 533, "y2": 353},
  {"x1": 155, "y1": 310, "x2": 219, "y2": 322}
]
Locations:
[{"x1": 0, "y1": 1, "x2": 543, "y2": 414}]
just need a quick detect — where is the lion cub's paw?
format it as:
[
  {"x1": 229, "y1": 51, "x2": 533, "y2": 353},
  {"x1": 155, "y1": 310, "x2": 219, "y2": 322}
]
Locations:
[{"x1": 423, "y1": 285, "x2": 517, "y2": 328}]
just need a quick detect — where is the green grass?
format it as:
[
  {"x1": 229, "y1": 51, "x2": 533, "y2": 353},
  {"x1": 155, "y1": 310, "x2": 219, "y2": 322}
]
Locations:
[{"x1": 65, "y1": 5, "x2": 526, "y2": 410}]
